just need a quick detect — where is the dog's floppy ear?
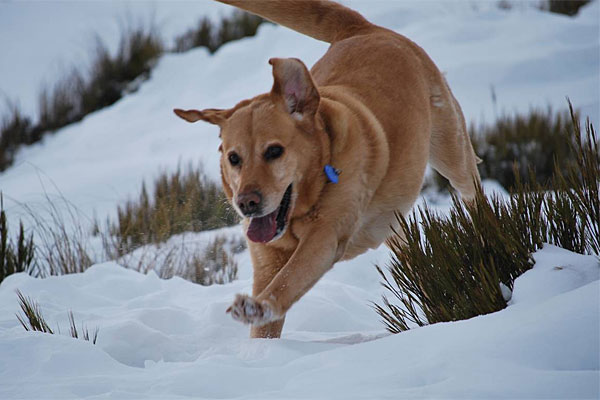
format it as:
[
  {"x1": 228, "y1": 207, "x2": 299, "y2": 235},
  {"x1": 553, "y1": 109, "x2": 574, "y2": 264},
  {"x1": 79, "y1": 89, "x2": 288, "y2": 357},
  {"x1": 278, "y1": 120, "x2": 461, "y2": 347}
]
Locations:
[
  {"x1": 173, "y1": 108, "x2": 229, "y2": 126},
  {"x1": 269, "y1": 57, "x2": 320, "y2": 121}
]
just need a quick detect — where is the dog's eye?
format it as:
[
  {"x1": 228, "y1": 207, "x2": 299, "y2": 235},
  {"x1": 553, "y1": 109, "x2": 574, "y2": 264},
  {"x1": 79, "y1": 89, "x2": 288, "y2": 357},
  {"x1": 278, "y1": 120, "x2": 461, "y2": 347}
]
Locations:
[
  {"x1": 228, "y1": 152, "x2": 241, "y2": 166},
  {"x1": 264, "y1": 145, "x2": 284, "y2": 161}
]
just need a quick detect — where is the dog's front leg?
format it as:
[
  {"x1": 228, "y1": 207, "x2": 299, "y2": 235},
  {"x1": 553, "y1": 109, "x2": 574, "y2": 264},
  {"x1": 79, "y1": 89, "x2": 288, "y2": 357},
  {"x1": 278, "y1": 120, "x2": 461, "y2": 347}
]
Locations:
[
  {"x1": 228, "y1": 226, "x2": 344, "y2": 330},
  {"x1": 249, "y1": 243, "x2": 291, "y2": 338}
]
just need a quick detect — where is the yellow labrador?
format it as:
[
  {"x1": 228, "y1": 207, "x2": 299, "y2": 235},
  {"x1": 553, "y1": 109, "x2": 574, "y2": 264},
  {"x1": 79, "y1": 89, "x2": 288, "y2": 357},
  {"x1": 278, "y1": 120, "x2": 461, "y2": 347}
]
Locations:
[{"x1": 175, "y1": 0, "x2": 480, "y2": 338}]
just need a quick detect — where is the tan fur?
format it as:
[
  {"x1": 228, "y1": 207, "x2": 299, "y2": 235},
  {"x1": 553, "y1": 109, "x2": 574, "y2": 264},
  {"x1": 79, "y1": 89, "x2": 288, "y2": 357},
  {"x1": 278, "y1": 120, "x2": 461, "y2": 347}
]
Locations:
[{"x1": 174, "y1": 0, "x2": 481, "y2": 338}]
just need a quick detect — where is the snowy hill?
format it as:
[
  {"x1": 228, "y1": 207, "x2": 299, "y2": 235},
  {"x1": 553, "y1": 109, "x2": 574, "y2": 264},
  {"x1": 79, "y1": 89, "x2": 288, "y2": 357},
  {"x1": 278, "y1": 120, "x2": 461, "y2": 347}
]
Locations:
[
  {"x1": 1, "y1": 0, "x2": 598, "y2": 223},
  {"x1": 0, "y1": 1, "x2": 599, "y2": 398}
]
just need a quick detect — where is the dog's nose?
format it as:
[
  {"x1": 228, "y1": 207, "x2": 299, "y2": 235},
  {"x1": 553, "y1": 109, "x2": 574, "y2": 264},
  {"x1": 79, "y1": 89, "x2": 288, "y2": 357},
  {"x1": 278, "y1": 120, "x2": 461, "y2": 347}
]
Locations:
[{"x1": 237, "y1": 191, "x2": 262, "y2": 216}]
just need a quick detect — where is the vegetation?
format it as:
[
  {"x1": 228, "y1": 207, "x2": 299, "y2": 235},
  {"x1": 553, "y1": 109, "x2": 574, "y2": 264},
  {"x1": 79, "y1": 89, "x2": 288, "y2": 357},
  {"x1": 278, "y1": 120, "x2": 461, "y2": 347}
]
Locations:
[
  {"x1": 3, "y1": 165, "x2": 240, "y2": 287},
  {"x1": 16, "y1": 290, "x2": 98, "y2": 344},
  {"x1": 21, "y1": 193, "x2": 94, "y2": 277},
  {"x1": 15, "y1": 290, "x2": 54, "y2": 334},
  {"x1": 471, "y1": 107, "x2": 579, "y2": 190},
  {"x1": 0, "y1": 105, "x2": 32, "y2": 171},
  {"x1": 376, "y1": 105, "x2": 598, "y2": 333},
  {"x1": 0, "y1": 194, "x2": 35, "y2": 285},
  {"x1": 174, "y1": 11, "x2": 267, "y2": 53},
  {"x1": 375, "y1": 189, "x2": 531, "y2": 333},
  {"x1": 104, "y1": 164, "x2": 238, "y2": 258},
  {"x1": 0, "y1": 25, "x2": 162, "y2": 173},
  {"x1": 543, "y1": 0, "x2": 590, "y2": 16},
  {"x1": 0, "y1": 11, "x2": 270, "y2": 173},
  {"x1": 430, "y1": 107, "x2": 580, "y2": 192},
  {"x1": 179, "y1": 236, "x2": 240, "y2": 286},
  {"x1": 114, "y1": 230, "x2": 244, "y2": 286},
  {"x1": 67, "y1": 311, "x2": 99, "y2": 344}
]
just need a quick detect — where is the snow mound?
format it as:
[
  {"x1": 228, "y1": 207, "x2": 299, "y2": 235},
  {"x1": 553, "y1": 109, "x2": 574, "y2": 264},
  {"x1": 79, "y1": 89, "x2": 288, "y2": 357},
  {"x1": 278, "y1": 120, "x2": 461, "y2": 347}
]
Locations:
[{"x1": 0, "y1": 245, "x2": 598, "y2": 399}]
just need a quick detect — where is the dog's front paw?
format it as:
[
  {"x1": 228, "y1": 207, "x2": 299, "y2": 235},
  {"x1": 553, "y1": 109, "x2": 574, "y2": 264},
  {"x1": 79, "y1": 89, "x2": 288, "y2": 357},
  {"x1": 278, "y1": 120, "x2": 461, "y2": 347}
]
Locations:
[{"x1": 226, "y1": 294, "x2": 278, "y2": 326}]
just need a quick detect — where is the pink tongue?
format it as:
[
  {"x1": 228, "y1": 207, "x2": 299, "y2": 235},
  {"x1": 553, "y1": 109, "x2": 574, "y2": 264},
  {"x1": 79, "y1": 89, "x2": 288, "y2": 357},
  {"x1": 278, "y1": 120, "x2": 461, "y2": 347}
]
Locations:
[{"x1": 247, "y1": 209, "x2": 278, "y2": 243}]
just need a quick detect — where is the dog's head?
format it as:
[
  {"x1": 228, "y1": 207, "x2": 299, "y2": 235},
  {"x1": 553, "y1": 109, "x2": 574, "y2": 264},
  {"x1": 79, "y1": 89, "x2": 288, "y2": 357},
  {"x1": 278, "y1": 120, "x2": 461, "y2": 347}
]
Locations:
[{"x1": 174, "y1": 58, "x2": 326, "y2": 244}]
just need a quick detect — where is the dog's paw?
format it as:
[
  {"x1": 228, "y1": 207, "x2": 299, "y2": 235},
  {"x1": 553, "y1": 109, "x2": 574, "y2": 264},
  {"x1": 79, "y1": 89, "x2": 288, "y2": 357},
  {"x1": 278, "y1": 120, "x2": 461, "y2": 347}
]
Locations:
[{"x1": 226, "y1": 294, "x2": 278, "y2": 326}]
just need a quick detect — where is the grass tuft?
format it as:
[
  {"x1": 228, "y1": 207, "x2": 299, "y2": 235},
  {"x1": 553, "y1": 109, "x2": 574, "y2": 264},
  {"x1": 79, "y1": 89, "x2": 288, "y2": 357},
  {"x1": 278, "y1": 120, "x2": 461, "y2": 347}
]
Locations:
[
  {"x1": 20, "y1": 192, "x2": 94, "y2": 277},
  {"x1": 376, "y1": 104, "x2": 598, "y2": 333},
  {"x1": 473, "y1": 107, "x2": 578, "y2": 191},
  {"x1": 428, "y1": 107, "x2": 581, "y2": 193},
  {"x1": 16, "y1": 290, "x2": 99, "y2": 344},
  {"x1": 1, "y1": 194, "x2": 35, "y2": 284},
  {"x1": 0, "y1": 104, "x2": 33, "y2": 170},
  {"x1": 182, "y1": 236, "x2": 240, "y2": 286},
  {"x1": 375, "y1": 187, "x2": 532, "y2": 333},
  {"x1": 541, "y1": 0, "x2": 590, "y2": 16},
  {"x1": 174, "y1": 10, "x2": 267, "y2": 54},
  {"x1": 104, "y1": 164, "x2": 238, "y2": 258},
  {"x1": 68, "y1": 311, "x2": 99, "y2": 345},
  {"x1": 15, "y1": 290, "x2": 53, "y2": 334}
]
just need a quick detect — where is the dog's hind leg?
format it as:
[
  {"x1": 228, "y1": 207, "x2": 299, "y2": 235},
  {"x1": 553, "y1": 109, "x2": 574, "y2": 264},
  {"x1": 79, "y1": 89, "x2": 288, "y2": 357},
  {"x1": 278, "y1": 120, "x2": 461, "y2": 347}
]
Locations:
[{"x1": 428, "y1": 86, "x2": 481, "y2": 201}]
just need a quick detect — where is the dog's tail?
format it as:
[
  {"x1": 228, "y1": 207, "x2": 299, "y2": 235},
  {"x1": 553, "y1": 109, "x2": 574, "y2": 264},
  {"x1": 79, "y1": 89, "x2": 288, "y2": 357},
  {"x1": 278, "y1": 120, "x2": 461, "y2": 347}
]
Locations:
[{"x1": 216, "y1": 0, "x2": 377, "y2": 44}]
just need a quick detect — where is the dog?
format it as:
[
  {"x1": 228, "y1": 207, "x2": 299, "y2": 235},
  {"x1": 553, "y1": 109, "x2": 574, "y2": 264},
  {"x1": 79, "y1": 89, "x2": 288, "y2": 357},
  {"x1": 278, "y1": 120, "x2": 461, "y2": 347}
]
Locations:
[{"x1": 174, "y1": 0, "x2": 481, "y2": 338}]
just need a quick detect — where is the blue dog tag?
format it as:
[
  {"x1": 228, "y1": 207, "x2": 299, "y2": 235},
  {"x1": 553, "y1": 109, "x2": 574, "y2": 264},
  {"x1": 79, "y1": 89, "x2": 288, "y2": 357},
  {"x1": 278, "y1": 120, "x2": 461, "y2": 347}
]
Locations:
[{"x1": 324, "y1": 164, "x2": 340, "y2": 184}]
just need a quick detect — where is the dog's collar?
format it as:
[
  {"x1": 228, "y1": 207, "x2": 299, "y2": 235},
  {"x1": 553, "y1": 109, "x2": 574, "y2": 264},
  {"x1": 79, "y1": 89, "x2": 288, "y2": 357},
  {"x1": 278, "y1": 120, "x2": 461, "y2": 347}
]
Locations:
[{"x1": 324, "y1": 164, "x2": 341, "y2": 184}]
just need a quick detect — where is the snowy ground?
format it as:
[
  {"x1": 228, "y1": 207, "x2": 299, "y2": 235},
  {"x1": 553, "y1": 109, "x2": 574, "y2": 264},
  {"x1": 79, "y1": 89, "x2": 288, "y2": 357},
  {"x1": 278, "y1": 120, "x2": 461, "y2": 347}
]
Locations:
[
  {"x1": 0, "y1": 1, "x2": 599, "y2": 398},
  {"x1": 0, "y1": 243, "x2": 598, "y2": 399}
]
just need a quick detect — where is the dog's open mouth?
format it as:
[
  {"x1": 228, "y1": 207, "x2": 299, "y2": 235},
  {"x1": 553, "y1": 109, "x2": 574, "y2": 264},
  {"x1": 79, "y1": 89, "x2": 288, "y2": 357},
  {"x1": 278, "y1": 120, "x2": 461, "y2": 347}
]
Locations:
[{"x1": 246, "y1": 184, "x2": 293, "y2": 243}]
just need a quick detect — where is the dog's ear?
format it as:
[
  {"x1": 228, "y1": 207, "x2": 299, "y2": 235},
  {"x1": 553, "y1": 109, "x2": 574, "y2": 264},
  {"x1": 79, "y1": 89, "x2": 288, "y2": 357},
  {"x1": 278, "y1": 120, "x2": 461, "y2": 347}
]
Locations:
[
  {"x1": 173, "y1": 108, "x2": 230, "y2": 126},
  {"x1": 269, "y1": 58, "x2": 320, "y2": 121}
]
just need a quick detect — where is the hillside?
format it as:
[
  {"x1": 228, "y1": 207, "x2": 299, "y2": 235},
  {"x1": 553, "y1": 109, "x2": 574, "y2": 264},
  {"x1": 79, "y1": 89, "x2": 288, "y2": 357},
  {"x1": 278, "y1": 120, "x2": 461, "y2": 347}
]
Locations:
[{"x1": 1, "y1": 0, "x2": 597, "y2": 223}]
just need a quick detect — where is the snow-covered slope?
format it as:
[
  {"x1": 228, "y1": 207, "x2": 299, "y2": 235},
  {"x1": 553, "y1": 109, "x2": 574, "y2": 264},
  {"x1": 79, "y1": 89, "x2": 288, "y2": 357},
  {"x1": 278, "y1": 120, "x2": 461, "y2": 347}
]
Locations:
[
  {"x1": 1, "y1": 0, "x2": 598, "y2": 226},
  {"x1": 0, "y1": 1, "x2": 233, "y2": 119},
  {"x1": 0, "y1": 2, "x2": 599, "y2": 398},
  {"x1": 0, "y1": 245, "x2": 598, "y2": 399}
]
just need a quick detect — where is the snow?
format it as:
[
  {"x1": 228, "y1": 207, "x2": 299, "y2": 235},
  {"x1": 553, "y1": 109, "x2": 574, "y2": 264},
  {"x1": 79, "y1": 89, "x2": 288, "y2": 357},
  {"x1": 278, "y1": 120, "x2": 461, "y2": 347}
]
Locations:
[
  {"x1": 1, "y1": 0, "x2": 598, "y2": 228},
  {"x1": 0, "y1": 1, "x2": 233, "y2": 120},
  {"x1": 0, "y1": 245, "x2": 598, "y2": 399},
  {"x1": 0, "y1": 1, "x2": 599, "y2": 398}
]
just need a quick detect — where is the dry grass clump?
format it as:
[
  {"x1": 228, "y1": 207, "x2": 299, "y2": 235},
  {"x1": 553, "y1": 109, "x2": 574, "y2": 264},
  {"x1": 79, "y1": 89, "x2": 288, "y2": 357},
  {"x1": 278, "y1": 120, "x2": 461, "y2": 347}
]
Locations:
[
  {"x1": 20, "y1": 192, "x2": 94, "y2": 277},
  {"x1": 471, "y1": 107, "x2": 579, "y2": 190},
  {"x1": 0, "y1": 194, "x2": 35, "y2": 284},
  {"x1": 0, "y1": 105, "x2": 33, "y2": 171},
  {"x1": 428, "y1": 107, "x2": 580, "y2": 193},
  {"x1": 68, "y1": 310, "x2": 99, "y2": 344},
  {"x1": 2, "y1": 189, "x2": 96, "y2": 281},
  {"x1": 15, "y1": 290, "x2": 54, "y2": 334},
  {"x1": 15, "y1": 290, "x2": 98, "y2": 344},
  {"x1": 177, "y1": 236, "x2": 241, "y2": 286},
  {"x1": 118, "y1": 234, "x2": 243, "y2": 286},
  {"x1": 105, "y1": 164, "x2": 238, "y2": 258},
  {"x1": 541, "y1": 0, "x2": 590, "y2": 16},
  {"x1": 376, "y1": 104, "x2": 598, "y2": 333},
  {"x1": 174, "y1": 10, "x2": 267, "y2": 53}
]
